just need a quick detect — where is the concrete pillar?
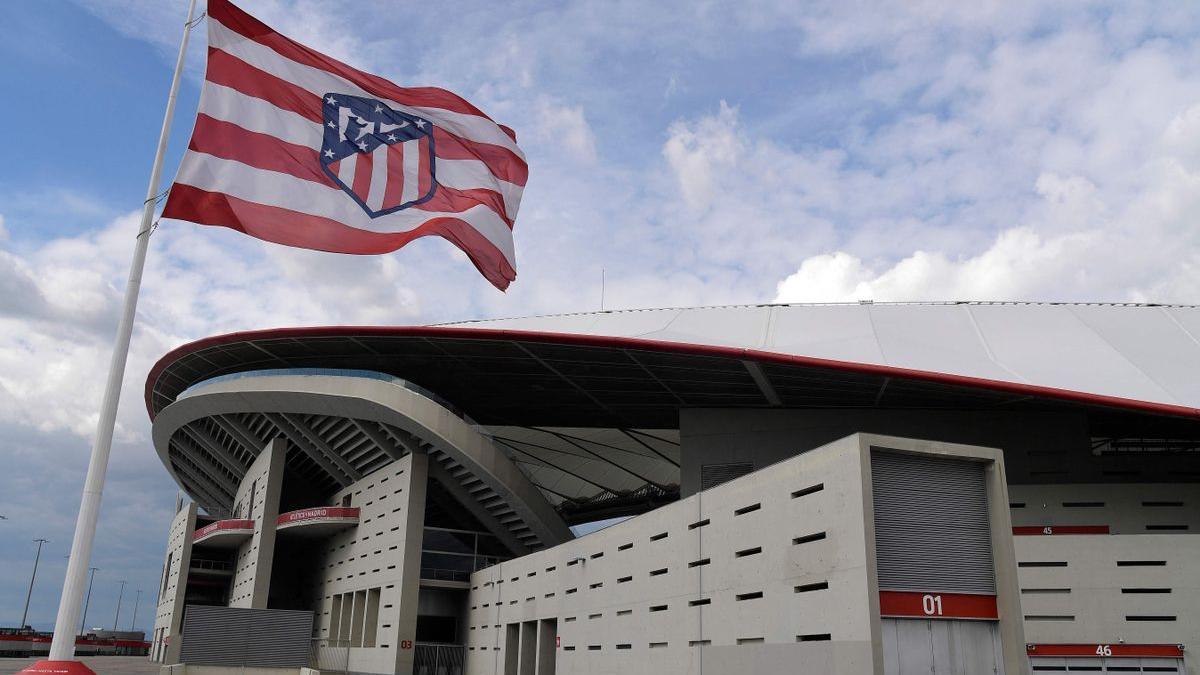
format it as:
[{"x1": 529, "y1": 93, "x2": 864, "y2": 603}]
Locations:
[
  {"x1": 504, "y1": 623, "x2": 519, "y2": 675},
  {"x1": 230, "y1": 437, "x2": 285, "y2": 609},
  {"x1": 518, "y1": 621, "x2": 536, "y2": 675},
  {"x1": 536, "y1": 618, "x2": 557, "y2": 675},
  {"x1": 391, "y1": 451, "x2": 428, "y2": 675}
]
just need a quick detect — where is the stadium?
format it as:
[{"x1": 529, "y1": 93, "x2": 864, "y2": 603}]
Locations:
[{"x1": 145, "y1": 302, "x2": 1200, "y2": 674}]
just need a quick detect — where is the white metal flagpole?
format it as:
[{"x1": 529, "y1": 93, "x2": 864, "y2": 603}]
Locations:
[{"x1": 39, "y1": 0, "x2": 199, "y2": 666}]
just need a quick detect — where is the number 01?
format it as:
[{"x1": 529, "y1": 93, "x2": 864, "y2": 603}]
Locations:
[{"x1": 921, "y1": 594, "x2": 943, "y2": 616}]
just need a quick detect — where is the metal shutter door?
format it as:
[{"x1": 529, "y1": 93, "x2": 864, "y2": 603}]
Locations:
[
  {"x1": 179, "y1": 605, "x2": 313, "y2": 667},
  {"x1": 871, "y1": 450, "x2": 995, "y2": 594}
]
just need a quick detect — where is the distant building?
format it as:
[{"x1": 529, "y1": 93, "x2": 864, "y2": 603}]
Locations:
[
  {"x1": 0, "y1": 627, "x2": 148, "y2": 658},
  {"x1": 147, "y1": 303, "x2": 1200, "y2": 674}
]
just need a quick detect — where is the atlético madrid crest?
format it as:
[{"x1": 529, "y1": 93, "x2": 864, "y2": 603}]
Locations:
[{"x1": 320, "y1": 93, "x2": 437, "y2": 218}]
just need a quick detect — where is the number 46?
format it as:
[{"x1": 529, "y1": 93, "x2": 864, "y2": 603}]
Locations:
[{"x1": 1096, "y1": 645, "x2": 1113, "y2": 657}]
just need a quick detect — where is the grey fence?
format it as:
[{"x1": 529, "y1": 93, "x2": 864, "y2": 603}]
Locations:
[
  {"x1": 308, "y1": 637, "x2": 350, "y2": 674},
  {"x1": 414, "y1": 642, "x2": 465, "y2": 675}
]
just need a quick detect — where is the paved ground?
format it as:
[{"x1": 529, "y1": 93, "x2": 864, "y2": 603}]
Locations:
[{"x1": 0, "y1": 656, "x2": 160, "y2": 675}]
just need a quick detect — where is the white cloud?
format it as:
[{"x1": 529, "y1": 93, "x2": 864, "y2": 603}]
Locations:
[{"x1": 533, "y1": 101, "x2": 598, "y2": 164}]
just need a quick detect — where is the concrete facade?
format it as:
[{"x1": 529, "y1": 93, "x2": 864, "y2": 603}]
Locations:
[
  {"x1": 151, "y1": 501, "x2": 197, "y2": 664},
  {"x1": 464, "y1": 433, "x2": 1023, "y2": 675},
  {"x1": 230, "y1": 438, "x2": 285, "y2": 609},
  {"x1": 308, "y1": 452, "x2": 428, "y2": 674}
]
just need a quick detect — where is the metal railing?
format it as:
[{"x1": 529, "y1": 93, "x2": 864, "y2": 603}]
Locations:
[
  {"x1": 308, "y1": 637, "x2": 350, "y2": 674},
  {"x1": 189, "y1": 558, "x2": 232, "y2": 572},
  {"x1": 414, "y1": 643, "x2": 465, "y2": 675}
]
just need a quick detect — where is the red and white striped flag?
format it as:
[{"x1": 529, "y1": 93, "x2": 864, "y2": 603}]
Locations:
[{"x1": 162, "y1": 0, "x2": 526, "y2": 289}]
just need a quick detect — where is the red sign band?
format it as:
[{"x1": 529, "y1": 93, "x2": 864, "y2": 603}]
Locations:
[{"x1": 879, "y1": 591, "x2": 998, "y2": 620}]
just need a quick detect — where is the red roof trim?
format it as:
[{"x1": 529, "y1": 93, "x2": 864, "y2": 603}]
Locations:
[{"x1": 144, "y1": 325, "x2": 1200, "y2": 421}]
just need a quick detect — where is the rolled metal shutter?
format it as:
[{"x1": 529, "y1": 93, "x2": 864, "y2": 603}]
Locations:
[
  {"x1": 871, "y1": 450, "x2": 995, "y2": 594},
  {"x1": 179, "y1": 605, "x2": 313, "y2": 667}
]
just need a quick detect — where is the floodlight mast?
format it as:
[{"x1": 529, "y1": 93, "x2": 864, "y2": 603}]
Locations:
[{"x1": 34, "y1": 0, "x2": 200, "y2": 669}]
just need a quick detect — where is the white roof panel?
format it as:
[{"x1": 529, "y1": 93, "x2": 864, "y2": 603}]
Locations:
[{"x1": 446, "y1": 302, "x2": 1200, "y2": 411}]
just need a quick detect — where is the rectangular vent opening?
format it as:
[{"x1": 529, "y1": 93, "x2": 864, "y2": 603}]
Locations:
[
  {"x1": 1062, "y1": 501, "x2": 1105, "y2": 507},
  {"x1": 688, "y1": 519, "x2": 710, "y2": 530},
  {"x1": 735, "y1": 546, "x2": 762, "y2": 558},
  {"x1": 1019, "y1": 561, "x2": 1068, "y2": 568},
  {"x1": 617, "y1": 576, "x2": 632, "y2": 584},
  {"x1": 792, "y1": 483, "x2": 824, "y2": 499},
  {"x1": 1146, "y1": 524, "x2": 1189, "y2": 531},
  {"x1": 734, "y1": 503, "x2": 761, "y2": 516},
  {"x1": 689, "y1": 558, "x2": 711, "y2": 568},
  {"x1": 689, "y1": 640, "x2": 711, "y2": 647},
  {"x1": 1121, "y1": 588, "x2": 1172, "y2": 594},
  {"x1": 591, "y1": 551, "x2": 604, "y2": 559},
  {"x1": 1021, "y1": 588, "x2": 1071, "y2": 594},
  {"x1": 1024, "y1": 615, "x2": 1075, "y2": 621},
  {"x1": 793, "y1": 532, "x2": 827, "y2": 545},
  {"x1": 797, "y1": 633, "x2": 831, "y2": 642},
  {"x1": 649, "y1": 604, "x2": 667, "y2": 612},
  {"x1": 650, "y1": 532, "x2": 668, "y2": 541},
  {"x1": 649, "y1": 568, "x2": 668, "y2": 576},
  {"x1": 689, "y1": 598, "x2": 711, "y2": 607},
  {"x1": 616, "y1": 644, "x2": 631, "y2": 650},
  {"x1": 1009, "y1": 502, "x2": 1026, "y2": 508},
  {"x1": 736, "y1": 591, "x2": 764, "y2": 601},
  {"x1": 795, "y1": 581, "x2": 829, "y2": 593},
  {"x1": 1126, "y1": 615, "x2": 1176, "y2": 621},
  {"x1": 649, "y1": 642, "x2": 667, "y2": 649},
  {"x1": 737, "y1": 637, "x2": 764, "y2": 645},
  {"x1": 618, "y1": 542, "x2": 634, "y2": 551},
  {"x1": 1117, "y1": 560, "x2": 1166, "y2": 567}
]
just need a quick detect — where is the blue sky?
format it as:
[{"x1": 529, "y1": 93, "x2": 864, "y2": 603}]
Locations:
[{"x1": 3, "y1": 0, "x2": 1200, "y2": 633}]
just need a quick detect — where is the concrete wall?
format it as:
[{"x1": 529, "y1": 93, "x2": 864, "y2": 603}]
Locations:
[
  {"x1": 679, "y1": 408, "x2": 1088, "y2": 496},
  {"x1": 1011, "y1": 485, "x2": 1200, "y2": 674},
  {"x1": 463, "y1": 433, "x2": 1020, "y2": 675},
  {"x1": 152, "y1": 501, "x2": 197, "y2": 663},
  {"x1": 230, "y1": 438, "x2": 285, "y2": 609},
  {"x1": 1009, "y1": 483, "x2": 1200, "y2": 533},
  {"x1": 309, "y1": 452, "x2": 428, "y2": 675}
]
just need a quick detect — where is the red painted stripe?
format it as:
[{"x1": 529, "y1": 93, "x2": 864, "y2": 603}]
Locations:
[
  {"x1": 204, "y1": 48, "x2": 527, "y2": 186},
  {"x1": 208, "y1": 0, "x2": 495, "y2": 121},
  {"x1": 1013, "y1": 525, "x2": 1110, "y2": 536},
  {"x1": 277, "y1": 506, "x2": 360, "y2": 525},
  {"x1": 383, "y1": 142, "x2": 406, "y2": 209},
  {"x1": 189, "y1": 114, "x2": 334, "y2": 186},
  {"x1": 192, "y1": 518, "x2": 254, "y2": 541},
  {"x1": 184, "y1": 118, "x2": 511, "y2": 223},
  {"x1": 1027, "y1": 643, "x2": 1184, "y2": 658},
  {"x1": 879, "y1": 591, "x2": 998, "y2": 620},
  {"x1": 162, "y1": 184, "x2": 516, "y2": 289},
  {"x1": 352, "y1": 151, "x2": 373, "y2": 203},
  {"x1": 433, "y1": 126, "x2": 527, "y2": 186},
  {"x1": 206, "y1": 47, "x2": 321, "y2": 123},
  {"x1": 417, "y1": 137, "x2": 432, "y2": 197}
]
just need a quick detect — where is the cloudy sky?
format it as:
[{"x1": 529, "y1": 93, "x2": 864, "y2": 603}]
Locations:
[{"x1": 2, "y1": 0, "x2": 1200, "y2": 633}]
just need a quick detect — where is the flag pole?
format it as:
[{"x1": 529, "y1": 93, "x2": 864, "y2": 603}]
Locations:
[{"x1": 30, "y1": 0, "x2": 199, "y2": 670}]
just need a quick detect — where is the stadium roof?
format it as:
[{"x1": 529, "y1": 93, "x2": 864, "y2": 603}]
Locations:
[{"x1": 147, "y1": 302, "x2": 1200, "y2": 520}]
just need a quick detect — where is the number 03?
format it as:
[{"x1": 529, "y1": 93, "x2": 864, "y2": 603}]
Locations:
[{"x1": 921, "y1": 594, "x2": 943, "y2": 616}]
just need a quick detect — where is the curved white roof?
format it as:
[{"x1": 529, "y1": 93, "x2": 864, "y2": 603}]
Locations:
[{"x1": 443, "y1": 302, "x2": 1200, "y2": 414}]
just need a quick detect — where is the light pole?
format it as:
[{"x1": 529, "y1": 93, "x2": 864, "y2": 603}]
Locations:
[
  {"x1": 129, "y1": 589, "x2": 141, "y2": 632},
  {"x1": 20, "y1": 539, "x2": 49, "y2": 629},
  {"x1": 79, "y1": 567, "x2": 99, "y2": 635},
  {"x1": 112, "y1": 580, "x2": 127, "y2": 630}
]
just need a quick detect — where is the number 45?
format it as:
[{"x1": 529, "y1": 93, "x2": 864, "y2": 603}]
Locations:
[{"x1": 1096, "y1": 645, "x2": 1113, "y2": 657}]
